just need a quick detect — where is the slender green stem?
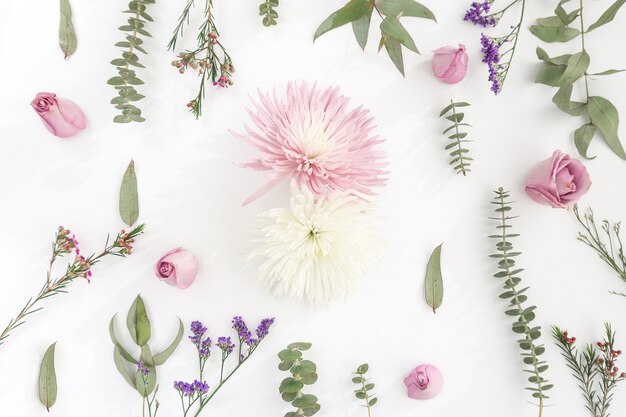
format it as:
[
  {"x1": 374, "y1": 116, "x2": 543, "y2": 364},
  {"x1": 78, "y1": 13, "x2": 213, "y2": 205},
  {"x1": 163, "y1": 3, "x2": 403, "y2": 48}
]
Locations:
[
  {"x1": 450, "y1": 100, "x2": 468, "y2": 176},
  {"x1": 579, "y1": 0, "x2": 591, "y2": 100},
  {"x1": 359, "y1": 374, "x2": 373, "y2": 417}
]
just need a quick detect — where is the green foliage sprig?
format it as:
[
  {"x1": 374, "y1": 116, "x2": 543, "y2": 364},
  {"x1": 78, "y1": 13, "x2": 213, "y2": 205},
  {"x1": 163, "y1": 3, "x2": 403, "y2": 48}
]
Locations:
[
  {"x1": 108, "y1": 0, "x2": 155, "y2": 123},
  {"x1": 109, "y1": 295, "x2": 184, "y2": 416},
  {"x1": 278, "y1": 342, "x2": 320, "y2": 417},
  {"x1": 553, "y1": 324, "x2": 625, "y2": 417},
  {"x1": 489, "y1": 188, "x2": 552, "y2": 415},
  {"x1": 168, "y1": 0, "x2": 234, "y2": 119},
  {"x1": 574, "y1": 205, "x2": 626, "y2": 296},
  {"x1": 0, "y1": 224, "x2": 144, "y2": 348},
  {"x1": 531, "y1": 0, "x2": 626, "y2": 159},
  {"x1": 439, "y1": 100, "x2": 473, "y2": 176},
  {"x1": 352, "y1": 364, "x2": 377, "y2": 416},
  {"x1": 313, "y1": 0, "x2": 436, "y2": 75},
  {"x1": 259, "y1": 0, "x2": 279, "y2": 26}
]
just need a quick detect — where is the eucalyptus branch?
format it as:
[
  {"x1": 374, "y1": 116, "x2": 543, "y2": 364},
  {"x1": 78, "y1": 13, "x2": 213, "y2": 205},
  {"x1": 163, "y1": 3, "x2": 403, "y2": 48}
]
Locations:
[
  {"x1": 352, "y1": 364, "x2": 377, "y2": 416},
  {"x1": 278, "y1": 342, "x2": 320, "y2": 417},
  {"x1": 0, "y1": 224, "x2": 144, "y2": 348},
  {"x1": 259, "y1": 0, "x2": 279, "y2": 26},
  {"x1": 439, "y1": 100, "x2": 473, "y2": 176},
  {"x1": 489, "y1": 188, "x2": 552, "y2": 416}
]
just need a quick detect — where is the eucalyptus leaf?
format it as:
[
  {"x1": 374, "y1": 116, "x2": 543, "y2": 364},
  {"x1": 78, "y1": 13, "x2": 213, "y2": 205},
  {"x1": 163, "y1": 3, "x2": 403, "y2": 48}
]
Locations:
[
  {"x1": 587, "y1": 96, "x2": 626, "y2": 159},
  {"x1": 109, "y1": 315, "x2": 137, "y2": 363},
  {"x1": 38, "y1": 343, "x2": 57, "y2": 411},
  {"x1": 375, "y1": 0, "x2": 436, "y2": 20},
  {"x1": 587, "y1": 0, "x2": 626, "y2": 32},
  {"x1": 152, "y1": 318, "x2": 184, "y2": 365},
  {"x1": 384, "y1": 36, "x2": 404, "y2": 75},
  {"x1": 530, "y1": 25, "x2": 580, "y2": 42},
  {"x1": 424, "y1": 243, "x2": 444, "y2": 313},
  {"x1": 552, "y1": 84, "x2": 587, "y2": 116},
  {"x1": 351, "y1": 5, "x2": 373, "y2": 50},
  {"x1": 314, "y1": 0, "x2": 371, "y2": 41},
  {"x1": 536, "y1": 16, "x2": 566, "y2": 28},
  {"x1": 380, "y1": 15, "x2": 418, "y2": 53},
  {"x1": 119, "y1": 159, "x2": 139, "y2": 227},
  {"x1": 574, "y1": 124, "x2": 597, "y2": 159},
  {"x1": 127, "y1": 295, "x2": 151, "y2": 347},
  {"x1": 588, "y1": 69, "x2": 626, "y2": 76},
  {"x1": 136, "y1": 345, "x2": 156, "y2": 396},
  {"x1": 59, "y1": 0, "x2": 77, "y2": 59},
  {"x1": 558, "y1": 51, "x2": 589, "y2": 85},
  {"x1": 536, "y1": 63, "x2": 566, "y2": 86},
  {"x1": 113, "y1": 345, "x2": 137, "y2": 389}
]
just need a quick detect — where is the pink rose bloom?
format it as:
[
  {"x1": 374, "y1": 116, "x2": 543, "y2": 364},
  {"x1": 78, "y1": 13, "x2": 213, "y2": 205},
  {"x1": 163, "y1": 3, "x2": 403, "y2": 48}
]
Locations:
[
  {"x1": 525, "y1": 150, "x2": 591, "y2": 209},
  {"x1": 404, "y1": 364, "x2": 443, "y2": 400},
  {"x1": 31, "y1": 92, "x2": 86, "y2": 138},
  {"x1": 432, "y1": 44, "x2": 468, "y2": 84},
  {"x1": 154, "y1": 248, "x2": 199, "y2": 289}
]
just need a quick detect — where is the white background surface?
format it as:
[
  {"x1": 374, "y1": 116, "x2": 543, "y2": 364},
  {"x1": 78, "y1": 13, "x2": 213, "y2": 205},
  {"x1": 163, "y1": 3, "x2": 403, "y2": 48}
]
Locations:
[{"x1": 1, "y1": 0, "x2": 626, "y2": 416}]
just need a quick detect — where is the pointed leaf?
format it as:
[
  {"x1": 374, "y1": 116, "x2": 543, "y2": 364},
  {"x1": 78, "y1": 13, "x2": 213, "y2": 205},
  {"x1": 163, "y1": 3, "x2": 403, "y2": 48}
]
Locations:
[
  {"x1": 314, "y1": 0, "x2": 371, "y2": 41},
  {"x1": 424, "y1": 243, "x2": 444, "y2": 313},
  {"x1": 136, "y1": 345, "x2": 156, "y2": 396},
  {"x1": 384, "y1": 36, "x2": 404, "y2": 75},
  {"x1": 39, "y1": 343, "x2": 57, "y2": 411},
  {"x1": 113, "y1": 346, "x2": 137, "y2": 389},
  {"x1": 126, "y1": 295, "x2": 151, "y2": 346},
  {"x1": 587, "y1": 0, "x2": 626, "y2": 32},
  {"x1": 109, "y1": 315, "x2": 137, "y2": 363},
  {"x1": 574, "y1": 123, "x2": 597, "y2": 159},
  {"x1": 351, "y1": 5, "x2": 373, "y2": 50},
  {"x1": 558, "y1": 51, "x2": 589, "y2": 85},
  {"x1": 375, "y1": 0, "x2": 436, "y2": 20},
  {"x1": 535, "y1": 63, "x2": 566, "y2": 86},
  {"x1": 153, "y1": 318, "x2": 184, "y2": 365},
  {"x1": 588, "y1": 69, "x2": 626, "y2": 76},
  {"x1": 380, "y1": 15, "x2": 418, "y2": 53},
  {"x1": 119, "y1": 159, "x2": 139, "y2": 227},
  {"x1": 59, "y1": 0, "x2": 77, "y2": 59},
  {"x1": 587, "y1": 96, "x2": 626, "y2": 159},
  {"x1": 529, "y1": 25, "x2": 580, "y2": 42}
]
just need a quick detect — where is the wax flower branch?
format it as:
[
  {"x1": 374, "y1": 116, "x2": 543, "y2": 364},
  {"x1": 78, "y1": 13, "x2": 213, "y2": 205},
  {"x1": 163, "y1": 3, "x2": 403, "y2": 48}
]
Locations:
[
  {"x1": 174, "y1": 316, "x2": 274, "y2": 417},
  {"x1": 168, "y1": 0, "x2": 234, "y2": 119},
  {"x1": 0, "y1": 224, "x2": 145, "y2": 348},
  {"x1": 464, "y1": 0, "x2": 526, "y2": 94},
  {"x1": 553, "y1": 324, "x2": 625, "y2": 417}
]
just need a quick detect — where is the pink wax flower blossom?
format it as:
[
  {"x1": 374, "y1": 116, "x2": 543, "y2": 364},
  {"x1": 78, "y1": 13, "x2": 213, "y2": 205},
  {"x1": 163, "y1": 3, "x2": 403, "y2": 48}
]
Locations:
[
  {"x1": 432, "y1": 45, "x2": 468, "y2": 84},
  {"x1": 154, "y1": 248, "x2": 199, "y2": 289},
  {"x1": 31, "y1": 92, "x2": 86, "y2": 138},
  {"x1": 232, "y1": 82, "x2": 387, "y2": 205},
  {"x1": 525, "y1": 150, "x2": 591, "y2": 209},
  {"x1": 404, "y1": 364, "x2": 443, "y2": 400}
]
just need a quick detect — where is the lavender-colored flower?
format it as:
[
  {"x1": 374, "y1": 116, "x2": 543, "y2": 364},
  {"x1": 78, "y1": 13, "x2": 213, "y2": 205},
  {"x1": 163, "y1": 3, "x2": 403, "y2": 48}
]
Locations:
[
  {"x1": 255, "y1": 317, "x2": 275, "y2": 341},
  {"x1": 464, "y1": 1, "x2": 497, "y2": 27},
  {"x1": 189, "y1": 320, "x2": 207, "y2": 345},
  {"x1": 217, "y1": 336, "x2": 235, "y2": 354},
  {"x1": 174, "y1": 381, "x2": 195, "y2": 396},
  {"x1": 199, "y1": 336, "x2": 212, "y2": 358},
  {"x1": 480, "y1": 34, "x2": 503, "y2": 94},
  {"x1": 137, "y1": 361, "x2": 150, "y2": 376},
  {"x1": 192, "y1": 380, "x2": 210, "y2": 394},
  {"x1": 232, "y1": 316, "x2": 252, "y2": 343}
]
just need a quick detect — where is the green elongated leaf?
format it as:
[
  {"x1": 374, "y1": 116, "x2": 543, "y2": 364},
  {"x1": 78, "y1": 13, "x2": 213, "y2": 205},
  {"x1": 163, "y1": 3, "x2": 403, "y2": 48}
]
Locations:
[
  {"x1": 384, "y1": 36, "x2": 404, "y2": 75},
  {"x1": 439, "y1": 101, "x2": 470, "y2": 116},
  {"x1": 376, "y1": 0, "x2": 436, "y2": 20},
  {"x1": 536, "y1": 47, "x2": 571, "y2": 66},
  {"x1": 136, "y1": 345, "x2": 156, "y2": 396},
  {"x1": 351, "y1": 5, "x2": 373, "y2": 50},
  {"x1": 113, "y1": 346, "x2": 137, "y2": 388},
  {"x1": 424, "y1": 243, "x2": 444, "y2": 313},
  {"x1": 127, "y1": 295, "x2": 151, "y2": 346},
  {"x1": 558, "y1": 51, "x2": 589, "y2": 85},
  {"x1": 588, "y1": 69, "x2": 626, "y2": 76},
  {"x1": 587, "y1": 0, "x2": 626, "y2": 32},
  {"x1": 356, "y1": 363, "x2": 369, "y2": 374},
  {"x1": 536, "y1": 63, "x2": 566, "y2": 86},
  {"x1": 314, "y1": 0, "x2": 371, "y2": 41},
  {"x1": 119, "y1": 159, "x2": 139, "y2": 227},
  {"x1": 552, "y1": 84, "x2": 587, "y2": 116},
  {"x1": 59, "y1": 0, "x2": 77, "y2": 59},
  {"x1": 152, "y1": 318, "x2": 184, "y2": 365},
  {"x1": 109, "y1": 315, "x2": 137, "y2": 363},
  {"x1": 39, "y1": 343, "x2": 57, "y2": 411},
  {"x1": 587, "y1": 96, "x2": 626, "y2": 159},
  {"x1": 380, "y1": 15, "x2": 418, "y2": 53},
  {"x1": 536, "y1": 16, "x2": 566, "y2": 27},
  {"x1": 574, "y1": 124, "x2": 597, "y2": 159},
  {"x1": 530, "y1": 25, "x2": 580, "y2": 42}
]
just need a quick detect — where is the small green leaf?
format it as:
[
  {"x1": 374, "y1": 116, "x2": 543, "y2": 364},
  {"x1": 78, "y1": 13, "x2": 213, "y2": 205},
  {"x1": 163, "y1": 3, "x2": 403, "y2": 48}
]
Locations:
[
  {"x1": 351, "y1": 5, "x2": 373, "y2": 50},
  {"x1": 574, "y1": 124, "x2": 597, "y2": 159},
  {"x1": 136, "y1": 345, "x2": 156, "y2": 396},
  {"x1": 529, "y1": 25, "x2": 580, "y2": 42},
  {"x1": 424, "y1": 243, "x2": 444, "y2": 313},
  {"x1": 301, "y1": 372, "x2": 318, "y2": 385},
  {"x1": 287, "y1": 342, "x2": 312, "y2": 350},
  {"x1": 552, "y1": 83, "x2": 587, "y2": 116},
  {"x1": 279, "y1": 360, "x2": 295, "y2": 371},
  {"x1": 375, "y1": 0, "x2": 436, "y2": 20},
  {"x1": 113, "y1": 346, "x2": 137, "y2": 389},
  {"x1": 588, "y1": 69, "x2": 626, "y2": 76},
  {"x1": 558, "y1": 51, "x2": 589, "y2": 85},
  {"x1": 380, "y1": 15, "x2": 418, "y2": 53},
  {"x1": 536, "y1": 16, "x2": 566, "y2": 27},
  {"x1": 119, "y1": 159, "x2": 139, "y2": 227},
  {"x1": 109, "y1": 315, "x2": 137, "y2": 363},
  {"x1": 279, "y1": 349, "x2": 302, "y2": 361},
  {"x1": 587, "y1": 96, "x2": 626, "y2": 159},
  {"x1": 352, "y1": 376, "x2": 364, "y2": 383},
  {"x1": 356, "y1": 363, "x2": 369, "y2": 374},
  {"x1": 152, "y1": 318, "x2": 184, "y2": 365},
  {"x1": 39, "y1": 343, "x2": 57, "y2": 411},
  {"x1": 279, "y1": 377, "x2": 304, "y2": 393},
  {"x1": 587, "y1": 0, "x2": 626, "y2": 32},
  {"x1": 292, "y1": 394, "x2": 318, "y2": 408},
  {"x1": 535, "y1": 63, "x2": 566, "y2": 86},
  {"x1": 383, "y1": 36, "x2": 404, "y2": 75},
  {"x1": 314, "y1": 0, "x2": 371, "y2": 41},
  {"x1": 126, "y1": 295, "x2": 151, "y2": 346},
  {"x1": 302, "y1": 403, "x2": 321, "y2": 416},
  {"x1": 59, "y1": 0, "x2": 77, "y2": 59},
  {"x1": 368, "y1": 397, "x2": 378, "y2": 406},
  {"x1": 292, "y1": 359, "x2": 317, "y2": 375}
]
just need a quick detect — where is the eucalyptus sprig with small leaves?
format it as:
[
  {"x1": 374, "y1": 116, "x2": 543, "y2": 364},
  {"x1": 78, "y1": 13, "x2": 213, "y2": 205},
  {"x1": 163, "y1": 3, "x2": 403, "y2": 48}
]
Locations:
[
  {"x1": 259, "y1": 0, "x2": 279, "y2": 26},
  {"x1": 168, "y1": 0, "x2": 234, "y2": 118},
  {"x1": 108, "y1": 0, "x2": 155, "y2": 123},
  {"x1": 439, "y1": 100, "x2": 473, "y2": 176},
  {"x1": 352, "y1": 364, "x2": 377, "y2": 416},
  {"x1": 109, "y1": 295, "x2": 184, "y2": 417},
  {"x1": 553, "y1": 324, "x2": 625, "y2": 417},
  {"x1": 574, "y1": 205, "x2": 626, "y2": 296},
  {"x1": 314, "y1": 0, "x2": 436, "y2": 75},
  {"x1": 489, "y1": 188, "x2": 552, "y2": 415},
  {"x1": 278, "y1": 342, "x2": 320, "y2": 417},
  {"x1": 531, "y1": 0, "x2": 626, "y2": 159}
]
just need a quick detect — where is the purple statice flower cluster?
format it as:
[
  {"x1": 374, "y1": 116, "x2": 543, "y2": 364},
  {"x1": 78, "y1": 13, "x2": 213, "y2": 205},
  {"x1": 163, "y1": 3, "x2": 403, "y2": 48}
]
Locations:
[
  {"x1": 480, "y1": 34, "x2": 503, "y2": 94},
  {"x1": 217, "y1": 336, "x2": 235, "y2": 354},
  {"x1": 231, "y1": 316, "x2": 275, "y2": 347},
  {"x1": 464, "y1": 1, "x2": 497, "y2": 27},
  {"x1": 189, "y1": 320, "x2": 212, "y2": 358},
  {"x1": 255, "y1": 317, "x2": 275, "y2": 341},
  {"x1": 137, "y1": 361, "x2": 150, "y2": 376},
  {"x1": 173, "y1": 380, "x2": 210, "y2": 397}
]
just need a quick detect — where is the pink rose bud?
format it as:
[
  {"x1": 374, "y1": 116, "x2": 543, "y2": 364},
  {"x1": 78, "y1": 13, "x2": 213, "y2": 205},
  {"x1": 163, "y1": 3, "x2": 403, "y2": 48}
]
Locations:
[
  {"x1": 404, "y1": 364, "x2": 443, "y2": 400},
  {"x1": 525, "y1": 150, "x2": 591, "y2": 209},
  {"x1": 432, "y1": 44, "x2": 468, "y2": 84},
  {"x1": 154, "y1": 248, "x2": 199, "y2": 289},
  {"x1": 31, "y1": 92, "x2": 86, "y2": 138}
]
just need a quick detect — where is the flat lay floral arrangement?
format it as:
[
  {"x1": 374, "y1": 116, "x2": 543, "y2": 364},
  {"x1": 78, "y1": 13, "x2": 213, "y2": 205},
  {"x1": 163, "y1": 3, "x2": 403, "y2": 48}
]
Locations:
[{"x1": 1, "y1": 0, "x2": 626, "y2": 416}]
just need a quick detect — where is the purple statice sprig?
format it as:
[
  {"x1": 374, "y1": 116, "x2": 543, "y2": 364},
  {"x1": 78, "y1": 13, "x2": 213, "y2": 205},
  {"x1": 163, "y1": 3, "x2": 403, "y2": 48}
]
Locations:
[
  {"x1": 464, "y1": 1, "x2": 498, "y2": 27},
  {"x1": 189, "y1": 320, "x2": 212, "y2": 359},
  {"x1": 217, "y1": 336, "x2": 235, "y2": 355}
]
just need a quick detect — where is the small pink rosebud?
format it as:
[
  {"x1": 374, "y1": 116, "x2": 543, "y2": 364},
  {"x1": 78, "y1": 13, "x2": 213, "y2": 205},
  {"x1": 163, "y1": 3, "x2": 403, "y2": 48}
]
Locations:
[
  {"x1": 403, "y1": 364, "x2": 443, "y2": 400},
  {"x1": 31, "y1": 92, "x2": 86, "y2": 138},
  {"x1": 154, "y1": 248, "x2": 199, "y2": 289},
  {"x1": 525, "y1": 150, "x2": 591, "y2": 209},
  {"x1": 432, "y1": 44, "x2": 468, "y2": 84}
]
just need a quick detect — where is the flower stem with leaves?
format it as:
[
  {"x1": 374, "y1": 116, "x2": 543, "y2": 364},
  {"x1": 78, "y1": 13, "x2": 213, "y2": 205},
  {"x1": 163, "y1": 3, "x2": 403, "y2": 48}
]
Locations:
[
  {"x1": 108, "y1": 0, "x2": 155, "y2": 123},
  {"x1": 0, "y1": 224, "x2": 144, "y2": 348},
  {"x1": 168, "y1": 0, "x2": 234, "y2": 119},
  {"x1": 489, "y1": 188, "x2": 552, "y2": 415},
  {"x1": 278, "y1": 342, "x2": 320, "y2": 417},
  {"x1": 352, "y1": 364, "x2": 377, "y2": 416},
  {"x1": 439, "y1": 100, "x2": 473, "y2": 176},
  {"x1": 259, "y1": 0, "x2": 279, "y2": 26},
  {"x1": 531, "y1": 0, "x2": 626, "y2": 159}
]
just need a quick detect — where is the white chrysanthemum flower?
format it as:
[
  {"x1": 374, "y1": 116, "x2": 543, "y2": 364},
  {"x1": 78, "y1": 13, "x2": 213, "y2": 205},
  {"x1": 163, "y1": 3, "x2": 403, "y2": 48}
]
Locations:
[{"x1": 248, "y1": 182, "x2": 380, "y2": 304}]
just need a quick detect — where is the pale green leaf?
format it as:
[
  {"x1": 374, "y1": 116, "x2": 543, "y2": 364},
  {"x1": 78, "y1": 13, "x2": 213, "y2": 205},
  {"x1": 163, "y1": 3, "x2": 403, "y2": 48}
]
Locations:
[
  {"x1": 39, "y1": 343, "x2": 57, "y2": 411},
  {"x1": 113, "y1": 346, "x2": 137, "y2": 389},
  {"x1": 384, "y1": 36, "x2": 404, "y2": 75},
  {"x1": 574, "y1": 124, "x2": 597, "y2": 159},
  {"x1": 59, "y1": 0, "x2": 77, "y2": 59},
  {"x1": 588, "y1": 69, "x2": 626, "y2": 76},
  {"x1": 314, "y1": 0, "x2": 371, "y2": 41},
  {"x1": 530, "y1": 25, "x2": 580, "y2": 42},
  {"x1": 351, "y1": 5, "x2": 373, "y2": 50},
  {"x1": 119, "y1": 159, "x2": 139, "y2": 227},
  {"x1": 375, "y1": 0, "x2": 436, "y2": 20},
  {"x1": 558, "y1": 51, "x2": 589, "y2": 85},
  {"x1": 425, "y1": 243, "x2": 444, "y2": 313},
  {"x1": 535, "y1": 63, "x2": 566, "y2": 86},
  {"x1": 380, "y1": 15, "x2": 418, "y2": 53},
  {"x1": 587, "y1": 96, "x2": 626, "y2": 159},
  {"x1": 587, "y1": 0, "x2": 626, "y2": 32},
  {"x1": 152, "y1": 318, "x2": 184, "y2": 365},
  {"x1": 109, "y1": 315, "x2": 137, "y2": 363},
  {"x1": 126, "y1": 295, "x2": 151, "y2": 347}
]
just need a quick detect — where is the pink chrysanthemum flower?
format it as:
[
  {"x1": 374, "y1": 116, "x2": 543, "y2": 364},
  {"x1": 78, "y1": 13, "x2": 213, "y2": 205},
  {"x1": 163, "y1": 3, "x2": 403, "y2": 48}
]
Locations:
[{"x1": 232, "y1": 82, "x2": 387, "y2": 205}]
